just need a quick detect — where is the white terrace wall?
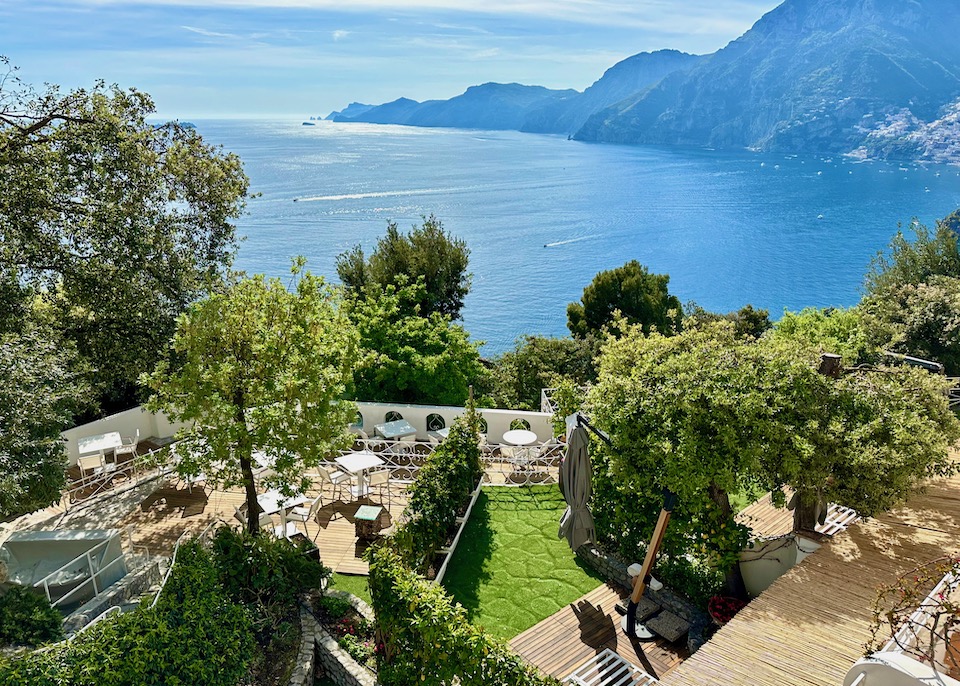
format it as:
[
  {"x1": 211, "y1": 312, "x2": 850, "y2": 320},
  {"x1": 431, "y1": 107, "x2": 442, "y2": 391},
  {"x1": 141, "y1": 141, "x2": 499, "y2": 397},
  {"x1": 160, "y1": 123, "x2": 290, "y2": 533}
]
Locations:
[
  {"x1": 60, "y1": 406, "x2": 190, "y2": 467},
  {"x1": 354, "y1": 402, "x2": 553, "y2": 444},
  {"x1": 61, "y1": 402, "x2": 553, "y2": 466}
]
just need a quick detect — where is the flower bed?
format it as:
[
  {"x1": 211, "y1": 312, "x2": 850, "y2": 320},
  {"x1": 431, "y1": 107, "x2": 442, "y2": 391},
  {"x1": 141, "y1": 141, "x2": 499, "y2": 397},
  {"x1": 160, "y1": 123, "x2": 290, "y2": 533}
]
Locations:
[{"x1": 313, "y1": 594, "x2": 380, "y2": 673}]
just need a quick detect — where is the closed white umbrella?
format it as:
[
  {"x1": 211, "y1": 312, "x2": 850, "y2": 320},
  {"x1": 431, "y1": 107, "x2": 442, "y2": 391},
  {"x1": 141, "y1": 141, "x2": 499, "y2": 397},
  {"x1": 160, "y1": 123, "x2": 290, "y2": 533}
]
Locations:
[{"x1": 558, "y1": 423, "x2": 595, "y2": 551}]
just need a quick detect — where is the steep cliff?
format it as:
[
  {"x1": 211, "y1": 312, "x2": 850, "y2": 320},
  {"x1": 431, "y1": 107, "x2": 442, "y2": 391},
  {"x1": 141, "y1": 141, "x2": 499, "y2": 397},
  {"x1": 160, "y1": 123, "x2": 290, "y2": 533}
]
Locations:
[{"x1": 576, "y1": 0, "x2": 960, "y2": 155}]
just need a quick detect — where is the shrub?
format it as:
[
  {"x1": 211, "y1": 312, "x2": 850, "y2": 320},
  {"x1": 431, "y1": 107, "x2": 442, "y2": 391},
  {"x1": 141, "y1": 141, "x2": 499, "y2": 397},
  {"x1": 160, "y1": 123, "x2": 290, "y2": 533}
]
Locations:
[
  {"x1": 0, "y1": 540, "x2": 255, "y2": 686},
  {"x1": 367, "y1": 546, "x2": 559, "y2": 686},
  {"x1": 314, "y1": 595, "x2": 353, "y2": 620},
  {"x1": 394, "y1": 405, "x2": 482, "y2": 572},
  {"x1": 0, "y1": 587, "x2": 63, "y2": 647},
  {"x1": 211, "y1": 526, "x2": 330, "y2": 627},
  {"x1": 338, "y1": 633, "x2": 374, "y2": 664}
]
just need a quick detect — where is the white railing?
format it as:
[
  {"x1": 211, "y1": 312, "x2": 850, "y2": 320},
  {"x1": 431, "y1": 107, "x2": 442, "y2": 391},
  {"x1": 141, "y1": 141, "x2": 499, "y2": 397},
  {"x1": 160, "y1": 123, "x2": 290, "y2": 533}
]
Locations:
[
  {"x1": 883, "y1": 571, "x2": 958, "y2": 656},
  {"x1": 151, "y1": 518, "x2": 223, "y2": 609},
  {"x1": 63, "y1": 445, "x2": 177, "y2": 510},
  {"x1": 34, "y1": 538, "x2": 127, "y2": 609},
  {"x1": 540, "y1": 387, "x2": 590, "y2": 414},
  {"x1": 335, "y1": 437, "x2": 565, "y2": 488}
]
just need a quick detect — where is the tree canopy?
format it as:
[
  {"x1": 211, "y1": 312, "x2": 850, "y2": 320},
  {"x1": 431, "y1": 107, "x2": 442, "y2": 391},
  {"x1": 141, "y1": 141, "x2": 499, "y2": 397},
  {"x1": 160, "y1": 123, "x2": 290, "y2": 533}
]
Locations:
[
  {"x1": 143, "y1": 265, "x2": 358, "y2": 533},
  {"x1": 1, "y1": 67, "x2": 248, "y2": 411},
  {"x1": 486, "y1": 334, "x2": 597, "y2": 411},
  {"x1": 588, "y1": 320, "x2": 960, "y2": 600},
  {"x1": 347, "y1": 281, "x2": 484, "y2": 406},
  {"x1": 858, "y1": 213, "x2": 960, "y2": 373},
  {"x1": 864, "y1": 212, "x2": 960, "y2": 295},
  {"x1": 567, "y1": 260, "x2": 681, "y2": 339},
  {"x1": 336, "y1": 214, "x2": 471, "y2": 319},
  {"x1": 0, "y1": 327, "x2": 88, "y2": 518}
]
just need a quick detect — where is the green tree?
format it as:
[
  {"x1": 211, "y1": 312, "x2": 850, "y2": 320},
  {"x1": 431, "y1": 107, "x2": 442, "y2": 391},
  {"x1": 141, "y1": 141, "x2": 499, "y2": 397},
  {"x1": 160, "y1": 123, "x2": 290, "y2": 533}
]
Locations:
[
  {"x1": 589, "y1": 322, "x2": 805, "y2": 595},
  {"x1": 337, "y1": 214, "x2": 471, "y2": 319},
  {"x1": 684, "y1": 302, "x2": 772, "y2": 340},
  {"x1": 770, "y1": 306, "x2": 874, "y2": 366},
  {"x1": 0, "y1": 327, "x2": 88, "y2": 518},
  {"x1": 0, "y1": 67, "x2": 248, "y2": 412},
  {"x1": 864, "y1": 213, "x2": 960, "y2": 295},
  {"x1": 348, "y1": 281, "x2": 483, "y2": 406},
  {"x1": 567, "y1": 260, "x2": 682, "y2": 339},
  {"x1": 143, "y1": 264, "x2": 358, "y2": 533},
  {"x1": 860, "y1": 276, "x2": 960, "y2": 373},
  {"x1": 488, "y1": 334, "x2": 597, "y2": 411},
  {"x1": 589, "y1": 321, "x2": 960, "y2": 600}
]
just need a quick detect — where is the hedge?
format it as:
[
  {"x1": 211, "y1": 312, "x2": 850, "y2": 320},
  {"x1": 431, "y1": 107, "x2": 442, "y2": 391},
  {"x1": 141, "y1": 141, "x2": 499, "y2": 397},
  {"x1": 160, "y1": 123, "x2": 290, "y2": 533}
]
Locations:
[{"x1": 368, "y1": 405, "x2": 560, "y2": 686}]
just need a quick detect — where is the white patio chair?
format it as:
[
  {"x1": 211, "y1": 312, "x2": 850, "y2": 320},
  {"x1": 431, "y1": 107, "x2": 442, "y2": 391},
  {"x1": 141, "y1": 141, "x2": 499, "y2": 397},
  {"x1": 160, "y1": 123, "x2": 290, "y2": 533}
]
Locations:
[
  {"x1": 315, "y1": 464, "x2": 350, "y2": 502},
  {"x1": 286, "y1": 495, "x2": 324, "y2": 539},
  {"x1": 272, "y1": 521, "x2": 307, "y2": 540},
  {"x1": 368, "y1": 469, "x2": 392, "y2": 505},
  {"x1": 114, "y1": 429, "x2": 140, "y2": 461},
  {"x1": 233, "y1": 505, "x2": 273, "y2": 530},
  {"x1": 78, "y1": 454, "x2": 104, "y2": 481}
]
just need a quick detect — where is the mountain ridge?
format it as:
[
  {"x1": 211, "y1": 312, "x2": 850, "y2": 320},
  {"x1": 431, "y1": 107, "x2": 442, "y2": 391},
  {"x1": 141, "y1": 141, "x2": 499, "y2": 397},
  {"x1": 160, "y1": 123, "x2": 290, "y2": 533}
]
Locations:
[{"x1": 327, "y1": 0, "x2": 960, "y2": 161}]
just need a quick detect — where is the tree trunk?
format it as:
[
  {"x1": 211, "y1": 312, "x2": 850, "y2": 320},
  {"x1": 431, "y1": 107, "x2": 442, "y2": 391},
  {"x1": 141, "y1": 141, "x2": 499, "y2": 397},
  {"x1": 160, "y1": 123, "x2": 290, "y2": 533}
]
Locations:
[
  {"x1": 792, "y1": 488, "x2": 820, "y2": 535},
  {"x1": 234, "y1": 401, "x2": 259, "y2": 535},
  {"x1": 709, "y1": 484, "x2": 748, "y2": 599}
]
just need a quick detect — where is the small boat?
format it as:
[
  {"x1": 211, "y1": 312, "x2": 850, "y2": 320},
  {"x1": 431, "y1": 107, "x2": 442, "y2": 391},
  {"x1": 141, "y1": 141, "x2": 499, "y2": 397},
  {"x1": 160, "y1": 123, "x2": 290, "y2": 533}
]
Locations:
[{"x1": 302, "y1": 121, "x2": 316, "y2": 126}]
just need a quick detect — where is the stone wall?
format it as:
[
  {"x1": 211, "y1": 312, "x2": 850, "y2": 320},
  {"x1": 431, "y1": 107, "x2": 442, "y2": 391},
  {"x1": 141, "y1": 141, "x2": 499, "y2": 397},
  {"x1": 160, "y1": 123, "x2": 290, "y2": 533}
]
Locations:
[
  {"x1": 289, "y1": 592, "x2": 379, "y2": 686},
  {"x1": 576, "y1": 543, "x2": 631, "y2": 591}
]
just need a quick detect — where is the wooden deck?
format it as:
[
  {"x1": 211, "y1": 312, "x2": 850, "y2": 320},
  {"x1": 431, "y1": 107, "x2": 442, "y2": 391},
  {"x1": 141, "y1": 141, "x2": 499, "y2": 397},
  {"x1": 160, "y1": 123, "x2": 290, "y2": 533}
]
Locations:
[
  {"x1": 510, "y1": 583, "x2": 688, "y2": 682},
  {"x1": 661, "y1": 473, "x2": 960, "y2": 686},
  {"x1": 105, "y1": 475, "x2": 408, "y2": 576}
]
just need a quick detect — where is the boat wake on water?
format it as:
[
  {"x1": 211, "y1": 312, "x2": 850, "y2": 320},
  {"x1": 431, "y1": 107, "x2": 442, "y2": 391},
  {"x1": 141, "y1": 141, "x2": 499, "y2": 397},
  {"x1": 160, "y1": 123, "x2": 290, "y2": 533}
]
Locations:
[
  {"x1": 293, "y1": 187, "x2": 469, "y2": 202},
  {"x1": 544, "y1": 236, "x2": 591, "y2": 248}
]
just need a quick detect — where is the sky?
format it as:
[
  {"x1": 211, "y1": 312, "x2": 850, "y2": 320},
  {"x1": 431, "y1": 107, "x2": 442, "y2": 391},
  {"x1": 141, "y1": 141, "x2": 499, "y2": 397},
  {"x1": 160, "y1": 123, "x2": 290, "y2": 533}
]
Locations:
[{"x1": 1, "y1": 0, "x2": 782, "y2": 119}]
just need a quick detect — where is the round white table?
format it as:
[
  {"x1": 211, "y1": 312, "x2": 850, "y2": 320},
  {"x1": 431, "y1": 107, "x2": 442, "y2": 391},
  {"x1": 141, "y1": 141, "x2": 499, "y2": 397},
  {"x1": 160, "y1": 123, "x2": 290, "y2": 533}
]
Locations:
[{"x1": 502, "y1": 429, "x2": 538, "y2": 446}]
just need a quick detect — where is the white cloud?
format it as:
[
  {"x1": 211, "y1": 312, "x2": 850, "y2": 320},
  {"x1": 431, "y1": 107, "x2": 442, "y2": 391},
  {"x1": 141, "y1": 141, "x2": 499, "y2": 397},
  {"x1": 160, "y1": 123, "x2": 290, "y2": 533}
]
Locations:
[
  {"x1": 332, "y1": 29, "x2": 349, "y2": 41},
  {"x1": 72, "y1": 0, "x2": 782, "y2": 33}
]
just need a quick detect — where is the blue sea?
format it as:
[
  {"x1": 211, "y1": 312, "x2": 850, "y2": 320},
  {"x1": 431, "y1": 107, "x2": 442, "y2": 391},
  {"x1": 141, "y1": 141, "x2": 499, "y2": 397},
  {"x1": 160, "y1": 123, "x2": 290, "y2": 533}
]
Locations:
[{"x1": 195, "y1": 119, "x2": 960, "y2": 354}]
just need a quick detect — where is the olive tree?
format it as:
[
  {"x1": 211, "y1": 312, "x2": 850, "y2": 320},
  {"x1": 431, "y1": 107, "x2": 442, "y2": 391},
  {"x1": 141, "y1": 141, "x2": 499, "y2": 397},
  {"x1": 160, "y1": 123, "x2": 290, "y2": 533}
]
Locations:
[
  {"x1": 1, "y1": 64, "x2": 248, "y2": 411},
  {"x1": 143, "y1": 264, "x2": 358, "y2": 533}
]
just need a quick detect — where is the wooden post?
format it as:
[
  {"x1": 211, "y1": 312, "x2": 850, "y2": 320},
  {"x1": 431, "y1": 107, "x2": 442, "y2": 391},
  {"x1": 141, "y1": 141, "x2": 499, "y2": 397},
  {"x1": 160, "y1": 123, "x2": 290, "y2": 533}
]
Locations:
[{"x1": 625, "y1": 490, "x2": 677, "y2": 637}]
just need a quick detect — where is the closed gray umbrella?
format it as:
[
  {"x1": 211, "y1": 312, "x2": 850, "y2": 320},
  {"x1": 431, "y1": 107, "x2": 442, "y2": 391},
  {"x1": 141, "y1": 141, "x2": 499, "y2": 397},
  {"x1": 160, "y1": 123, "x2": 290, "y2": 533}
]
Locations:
[{"x1": 558, "y1": 423, "x2": 595, "y2": 551}]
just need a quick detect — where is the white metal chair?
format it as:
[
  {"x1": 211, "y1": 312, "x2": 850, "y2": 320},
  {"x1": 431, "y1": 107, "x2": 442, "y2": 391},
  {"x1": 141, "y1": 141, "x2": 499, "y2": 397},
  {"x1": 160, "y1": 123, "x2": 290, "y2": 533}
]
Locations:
[
  {"x1": 233, "y1": 505, "x2": 273, "y2": 530},
  {"x1": 315, "y1": 464, "x2": 350, "y2": 502},
  {"x1": 368, "y1": 469, "x2": 392, "y2": 504},
  {"x1": 286, "y1": 495, "x2": 324, "y2": 539},
  {"x1": 78, "y1": 454, "x2": 104, "y2": 481},
  {"x1": 114, "y1": 429, "x2": 140, "y2": 461}
]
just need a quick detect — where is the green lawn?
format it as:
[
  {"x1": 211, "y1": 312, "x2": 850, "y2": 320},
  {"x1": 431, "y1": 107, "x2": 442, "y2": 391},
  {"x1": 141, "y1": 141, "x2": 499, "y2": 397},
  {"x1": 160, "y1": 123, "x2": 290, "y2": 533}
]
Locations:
[
  {"x1": 441, "y1": 485, "x2": 605, "y2": 640},
  {"x1": 330, "y1": 572, "x2": 372, "y2": 606}
]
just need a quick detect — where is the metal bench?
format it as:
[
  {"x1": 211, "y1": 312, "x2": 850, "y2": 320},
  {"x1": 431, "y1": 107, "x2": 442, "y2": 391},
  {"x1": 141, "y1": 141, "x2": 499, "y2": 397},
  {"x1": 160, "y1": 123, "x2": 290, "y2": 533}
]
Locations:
[{"x1": 565, "y1": 648, "x2": 659, "y2": 686}]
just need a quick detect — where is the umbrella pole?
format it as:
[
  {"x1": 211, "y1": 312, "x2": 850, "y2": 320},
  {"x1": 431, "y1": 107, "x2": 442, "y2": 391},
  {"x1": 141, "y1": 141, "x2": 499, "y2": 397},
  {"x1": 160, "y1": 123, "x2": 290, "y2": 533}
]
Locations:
[{"x1": 623, "y1": 491, "x2": 677, "y2": 638}]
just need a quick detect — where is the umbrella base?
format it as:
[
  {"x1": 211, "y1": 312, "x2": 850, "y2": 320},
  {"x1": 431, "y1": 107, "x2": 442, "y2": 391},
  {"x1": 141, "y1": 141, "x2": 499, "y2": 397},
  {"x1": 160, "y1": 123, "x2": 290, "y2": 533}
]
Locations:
[{"x1": 621, "y1": 615, "x2": 656, "y2": 641}]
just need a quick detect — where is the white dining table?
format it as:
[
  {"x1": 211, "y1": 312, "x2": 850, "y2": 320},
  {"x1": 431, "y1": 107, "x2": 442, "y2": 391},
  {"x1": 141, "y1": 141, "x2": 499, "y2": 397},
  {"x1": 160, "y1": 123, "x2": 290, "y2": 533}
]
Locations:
[
  {"x1": 502, "y1": 429, "x2": 539, "y2": 446},
  {"x1": 335, "y1": 450, "x2": 386, "y2": 498},
  {"x1": 77, "y1": 431, "x2": 123, "y2": 457},
  {"x1": 502, "y1": 429, "x2": 540, "y2": 467},
  {"x1": 257, "y1": 490, "x2": 306, "y2": 516}
]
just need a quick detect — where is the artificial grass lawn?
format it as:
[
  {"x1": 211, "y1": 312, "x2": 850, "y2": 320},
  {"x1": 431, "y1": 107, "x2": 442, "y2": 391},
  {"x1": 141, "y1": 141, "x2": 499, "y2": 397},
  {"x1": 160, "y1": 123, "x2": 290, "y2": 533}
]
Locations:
[
  {"x1": 441, "y1": 485, "x2": 605, "y2": 641},
  {"x1": 331, "y1": 572, "x2": 372, "y2": 606}
]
